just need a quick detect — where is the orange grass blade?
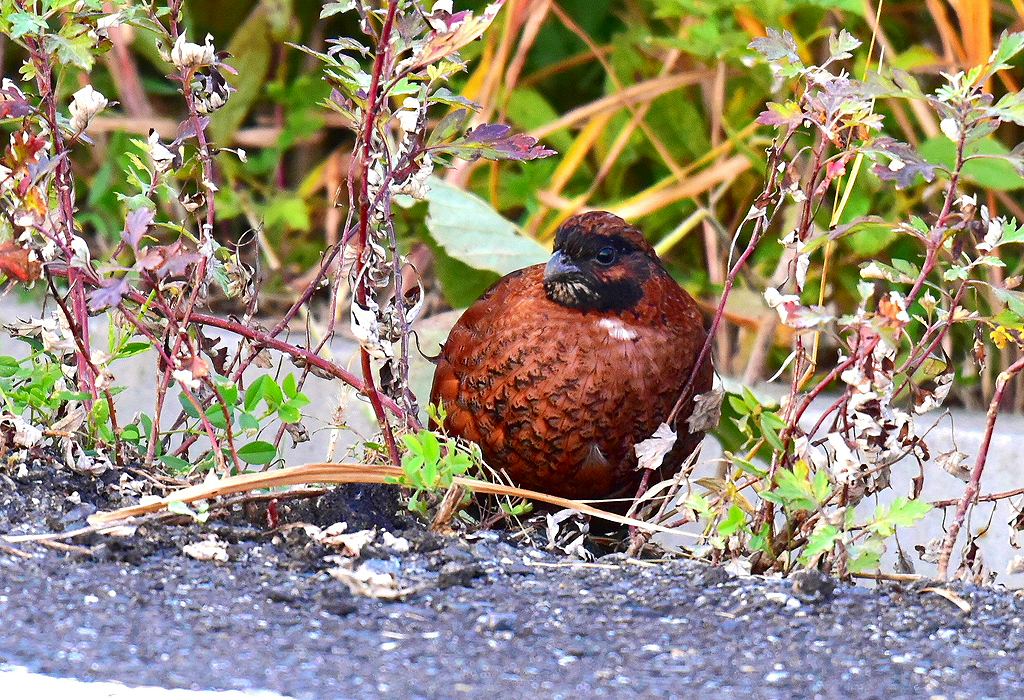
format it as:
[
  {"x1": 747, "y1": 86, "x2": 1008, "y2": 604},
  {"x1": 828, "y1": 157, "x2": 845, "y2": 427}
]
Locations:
[{"x1": 87, "y1": 462, "x2": 698, "y2": 538}]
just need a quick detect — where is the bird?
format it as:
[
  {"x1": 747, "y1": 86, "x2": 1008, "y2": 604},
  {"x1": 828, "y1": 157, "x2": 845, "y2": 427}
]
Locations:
[{"x1": 429, "y1": 211, "x2": 713, "y2": 501}]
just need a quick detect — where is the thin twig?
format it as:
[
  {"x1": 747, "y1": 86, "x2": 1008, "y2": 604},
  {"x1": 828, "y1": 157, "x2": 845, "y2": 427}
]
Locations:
[{"x1": 937, "y1": 355, "x2": 1024, "y2": 578}]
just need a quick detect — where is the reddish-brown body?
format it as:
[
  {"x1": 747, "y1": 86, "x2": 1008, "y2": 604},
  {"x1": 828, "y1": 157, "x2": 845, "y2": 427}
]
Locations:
[{"x1": 430, "y1": 212, "x2": 713, "y2": 500}]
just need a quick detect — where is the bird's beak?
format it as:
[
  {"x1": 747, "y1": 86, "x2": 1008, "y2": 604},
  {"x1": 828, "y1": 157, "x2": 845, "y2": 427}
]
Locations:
[{"x1": 544, "y1": 250, "x2": 580, "y2": 282}]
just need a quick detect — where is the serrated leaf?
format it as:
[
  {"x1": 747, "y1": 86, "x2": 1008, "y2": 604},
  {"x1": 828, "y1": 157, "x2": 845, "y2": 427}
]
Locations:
[
  {"x1": 869, "y1": 497, "x2": 932, "y2": 537},
  {"x1": 829, "y1": 29, "x2": 861, "y2": 60},
  {"x1": 749, "y1": 28, "x2": 800, "y2": 63},
  {"x1": 9, "y1": 12, "x2": 45, "y2": 38},
  {"x1": 717, "y1": 505, "x2": 746, "y2": 537},
  {"x1": 799, "y1": 525, "x2": 840, "y2": 565},
  {"x1": 430, "y1": 122, "x2": 555, "y2": 162}
]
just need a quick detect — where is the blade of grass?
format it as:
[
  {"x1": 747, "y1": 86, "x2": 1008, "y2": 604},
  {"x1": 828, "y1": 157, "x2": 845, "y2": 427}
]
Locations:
[
  {"x1": 86, "y1": 462, "x2": 700, "y2": 538},
  {"x1": 528, "y1": 71, "x2": 709, "y2": 141}
]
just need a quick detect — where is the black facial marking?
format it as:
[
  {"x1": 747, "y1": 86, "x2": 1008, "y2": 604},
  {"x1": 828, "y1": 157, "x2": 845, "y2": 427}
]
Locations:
[{"x1": 544, "y1": 226, "x2": 662, "y2": 312}]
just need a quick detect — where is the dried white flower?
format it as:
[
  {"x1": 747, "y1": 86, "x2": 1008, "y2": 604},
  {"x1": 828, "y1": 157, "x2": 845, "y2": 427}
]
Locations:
[
  {"x1": 170, "y1": 33, "x2": 216, "y2": 70},
  {"x1": 6, "y1": 313, "x2": 76, "y2": 357},
  {"x1": 395, "y1": 154, "x2": 434, "y2": 200},
  {"x1": 183, "y1": 535, "x2": 229, "y2": 563},
  {"x1": 396, "y1": 97, "x2": 421, "y2": 134},
  {"x1": 939, "y1": 117, "x2": 960, "y2": 142},
  {"x1": 634, "y1": 422, "x2": 677, "y2": 471},
  {"x1": 978, "y1": 209, "x2": 1005, "y2": 252},
  {"x1": 147, "y1": 130, "x2": 177, "y2": 172},
  {"x1": 824, "y1": 432, "x2": 862, "y2": 488},
  {"x1": 1, "y1": 414, "x2": 43, "y2": 447},
  {"x1": 68, "y1": 85, "x2": 107, "y2": 133},
  {"x1": 70, "y1": 235, "x2": 92, "y2": 269},
  {"x1": 956, "y1": 193, "x2": 977, "y2": 210},
  {"x1": 936, "y1": 449, "x2": 971, "y2": 481},
  {"x1": 172, "y1": 369, "x2": 201, "y2": 390}
]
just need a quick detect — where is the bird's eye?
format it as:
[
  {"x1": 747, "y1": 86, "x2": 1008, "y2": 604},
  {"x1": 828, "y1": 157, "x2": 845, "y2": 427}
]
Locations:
[{"x1": 595, "y1": 246, "x2": 617, "y2": 266}]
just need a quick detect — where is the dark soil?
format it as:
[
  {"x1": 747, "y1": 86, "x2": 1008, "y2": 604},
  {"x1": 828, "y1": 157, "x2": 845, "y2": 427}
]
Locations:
[{"x1": 2, "y1": 457, "x2": 1024, "y2": 699}]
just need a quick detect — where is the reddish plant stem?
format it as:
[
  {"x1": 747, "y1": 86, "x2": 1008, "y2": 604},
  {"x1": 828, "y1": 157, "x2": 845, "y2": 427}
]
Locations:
[
  {"x1": 932, "y1": 485, "x2": 1024, "y2": 508},
  {"x1": 117, "y1": 302, "x2": 226, "y2": 473},
  {"x1": 665, "y1": 146, "x2": 787, "y2": 425},
  {"x1": 148, "y1": 364, "x2": 174, "y2": 467},
  {"x1": 44, "y1": 277, "x2": 122, "y2": 457},
  {"x1": 21, "y1": 19, "x2": 97, "y2": 401},
  {"x1": 348, "y1": 0, "x2": 402, "y2": 465},
  {"x1": 906, "y1": 124, "x2": 967, "y2": 307},
  {"x1": 54, "y1": 266, "x2": 417, "y2": 432},
  {"x1": 937, "y1": 354, "x2": 1024, "y2": 579}
]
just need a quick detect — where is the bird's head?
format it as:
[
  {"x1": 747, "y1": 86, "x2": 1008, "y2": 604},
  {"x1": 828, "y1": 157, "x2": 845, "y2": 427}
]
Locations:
[{"x1": 543, "y1": 211, "x2": 664, "y2": 312}]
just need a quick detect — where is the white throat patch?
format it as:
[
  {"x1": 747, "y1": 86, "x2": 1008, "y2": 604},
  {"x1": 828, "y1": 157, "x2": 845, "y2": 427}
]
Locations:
[{"x1": 598, "y1": 318, "x2": 638, "y2": 341}]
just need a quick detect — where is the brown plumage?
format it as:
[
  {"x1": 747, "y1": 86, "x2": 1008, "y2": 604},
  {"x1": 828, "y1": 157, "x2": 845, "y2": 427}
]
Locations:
[{"x1": 430, "y1": 211, "x2": 713, "y2": 500}]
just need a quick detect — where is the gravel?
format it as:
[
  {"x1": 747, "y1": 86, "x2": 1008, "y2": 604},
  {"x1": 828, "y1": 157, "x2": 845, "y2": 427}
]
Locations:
[{"x1": 2, "y1": 458, "x2": 1024, "y2": 699}]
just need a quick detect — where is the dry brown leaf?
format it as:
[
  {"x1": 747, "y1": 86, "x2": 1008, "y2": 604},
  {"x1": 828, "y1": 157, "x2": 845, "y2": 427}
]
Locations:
[{"x1": 921, "y1": 587, "x2": 972, "y2": 613}]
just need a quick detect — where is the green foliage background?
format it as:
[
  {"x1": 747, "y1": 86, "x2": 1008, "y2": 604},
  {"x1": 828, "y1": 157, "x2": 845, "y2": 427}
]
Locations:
[{"x1": 4, "y1": 0, "x2": 1024, "y2": 404}]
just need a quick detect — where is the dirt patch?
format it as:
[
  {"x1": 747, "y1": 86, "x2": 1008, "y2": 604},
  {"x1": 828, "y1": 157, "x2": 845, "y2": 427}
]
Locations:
[{"x1": 2, "y1": 458, "x2": 1024, "y2": 698}]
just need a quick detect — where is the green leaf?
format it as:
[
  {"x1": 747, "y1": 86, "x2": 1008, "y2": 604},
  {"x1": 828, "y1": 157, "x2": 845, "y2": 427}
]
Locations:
[
  {"x1": 847, "y1": 537, "x2": 885, "y2": 573},
  {"x1": 206, "y1": 406, "x2": 232, "y2": 429},
  {"x1": 799, "y1": 525, "x2": 840, "y2": 565},
  {"x1": 277, "y1": 403, "x2": 301, "y2": 424},
  {"x1": 45, "y1": 32, "x2": 96, "y2": 70},
  {"x1": 763, "y1": 461, "x2": 831, "y2": 513},
  {"x1": 717, "y1": 505, "x2": 746, "y2": 537},
  {"x1": 238, "y1": 440, "x2": 277, "y2": 465},
  {"x1": 9, "y1": 12, "x2": 46, "y2": 38},
  {"x1": 0, "y1": 356, "x2": 20, "y2": 378},
  {"x1": 919, "y1": 136, "x2": 1024, "y2": 191},
  {"x1": 178, "y1": 392, "x2": 201, "y2": 419},
  {"x1": 749, "y1": 523, "x2": 772, "y2": 554},
  {"x1": 869, "y1": 497, "x2": 932, "y2": 537},
  {"x1": 116, "y1": 341, "x2": 152, "y2": 359},
  {"x1": 419, "y1": 431, "x2": 441, "y2": 467},
  {"x1": 759, "y1": 419, "x2": 784, "y2": 451},
  {"x1": 319, "y1": 0, "x2": 354, "y2": 18},
  {"x1": 994, "y1": 287, "x2": 1024, "y2": 316},
  {"x1": 402, "y1": 432, "x2": 423, "y2": 456},
  {"x1": 282, "y1": 373, "x2": 298, "y2": 398},
  {"x1": 263, "y1": 195, "x2": 311, "y2": 233},
  {"x1": 425, "y1": 178, "x2": 549, "y2": 276},
  {"x1": 159, "y1": 454, "x2": 191, "y2": 473},
  {"x1": 168, "y1": 500, "x2": 196, "y2": 517},
  {"x1": 209, "y1": 0, "x2": 279, "y2": 144},
  {"x1": 727, "y1": 395, "x2": 750, "y2": 415},
  {"x1": 239, "y1": 412, "x2": 260, "y2": 431},
  {"x1": 244, "y1": 375, "x2": 283, "y2": 412},
  {"x1": 218, "y1": 383, "x2": 239, "y2": 408},
  {"x1": 990, "y1": 31, "x2": 1024, "y2": 71},
  {"x1": 420, "y1": 228, "x2": 500, "y2": 307},
  {"x1": 427, "y1": 108, "x2": 473, "y2": 148}
]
